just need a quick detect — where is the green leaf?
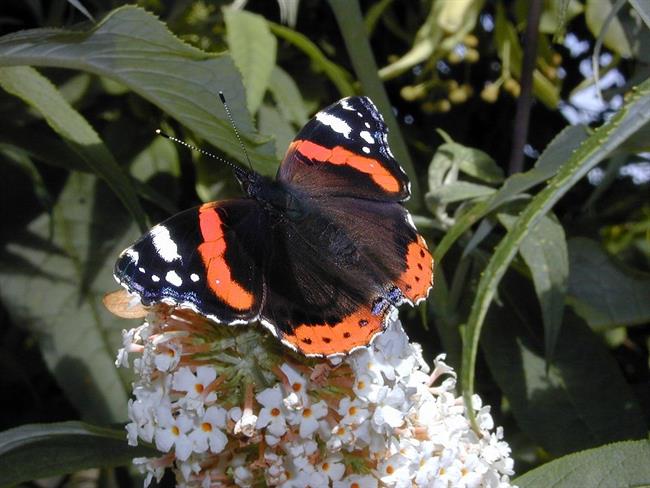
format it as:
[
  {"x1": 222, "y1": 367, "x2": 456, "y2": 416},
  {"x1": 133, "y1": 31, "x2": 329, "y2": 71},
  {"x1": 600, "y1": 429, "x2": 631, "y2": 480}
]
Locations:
[
  {"x1": 224, "y1": 8, "x2": 277, "y2": 114},
  {"x1": 258, "y1": 103, "x2": 296, "y2": 160},
  {"x1": 437, "y1": 142, "x2": 504, "y2": 184},
  {"x1": 498, "y1": 212, "x2": 568, "y2": 361},
  {"x1": 630, "y1": 0, "x2": 650, "y2": 29},
  {"x1": 460, "y1": 77, "x2": 650, "y2": 424},
  {"x1": 567, "y1": 237, "x2": 650, "y2": 331},
  {"x1": 585, "y1": 0, "x2": 633, "y2": 58},
  {"x1": 482, "y1": 280, "x2": 646, "y2": 456},
  {"x1": 0, "y1": 66, "x2": 148, "y2": 231},
  {"x1": 268, "y1": 21, "x2": 355, "y2": 97},
  {"x1": 0, "y1": 5, "x2": 278, "y2": 174},
  {"x1": 0, "y1": 421, "x2": 158, "y2": 487},
  {"x1": 434, "y1": 125, "x2": 589, "y2": 262},
  {"x1": 515, "y1": 439, "x2": 650, "y2": 487},
  {"x1": 0, "y1": 173, "x2": 138, "y2": 423},
  {"x1": 428, "y1": 181, "x2": 495, "y2": 205},
  {"x1": 268, "y1": 66, "x2": 308, "y2": 126}
]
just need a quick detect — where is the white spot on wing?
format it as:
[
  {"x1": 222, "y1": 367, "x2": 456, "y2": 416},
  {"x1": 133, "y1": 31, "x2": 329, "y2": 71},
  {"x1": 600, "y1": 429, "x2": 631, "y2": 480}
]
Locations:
[
  {"x1": 165, "y1": 270, "x2": 182, "y2": 287},
  {"x1": 152, "y1": 274, "x2": 160, "y2": 282},
  {"x1": 315, "y1": 112, "x2": 352, "y2": 138},
  {"x1": 122, "y1": 248, "x2": 139, "y2": 264},
  {"x1": 340, "y1": 99, "x2": 355, "y2": 111},
  {"x1": 365, "y1": 122, "x2": 371, "y2": 128},
  {"x1": 150, "y1": 225, "x2": 181, "y2": 263},
  {"x1": 138, "y1": 267, "x2": 145, "y2": 273},
  {"x1": 360, "y1": 130, "x2": 375, "y2": 144},
  {"x1": 190, "y1": 273, "x2": 200, "y2": 282},
  {"x1": 362, "y1": 147, "x2": 370, "y2": 154}
]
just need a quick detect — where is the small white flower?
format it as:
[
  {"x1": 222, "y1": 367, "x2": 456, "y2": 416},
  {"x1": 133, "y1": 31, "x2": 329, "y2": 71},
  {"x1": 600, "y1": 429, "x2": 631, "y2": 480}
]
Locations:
[
  {"x1": 232, "y1": 405, "x2": 258, "y2": 437},
  {"x1": 256, "y1": 385, "x2": 288, "y2": 438},
  {"x1": 280, "y1": 363, "x2": 308, "y2": 409},
  {"x1": 333, "y1": 474, "x2": 379, "y2": 488},
  {"x1": 376, "y1": 452, "x2": 412, "y2": 487},
  {"x1": 189, "y1": 405, "x2": 228, "y2": 454},
  {"x1": 337, "y1": 397, "x2": 370, "y2": 425},
  {"x1": 172, "y1": 366, "x2": 217, "y2": 400},
  {"x1": 133, "y1": 456, "x2": 167, "y2": 487},
  {"x1": 154, "y1": 406, "x2": 194, "y2": 461},
  {"x1": 288, "y1": 399, "x2": 328, "y2": 438},
  {"x1": 317, "y1": 454, "x2": 345, "y2": 482}
]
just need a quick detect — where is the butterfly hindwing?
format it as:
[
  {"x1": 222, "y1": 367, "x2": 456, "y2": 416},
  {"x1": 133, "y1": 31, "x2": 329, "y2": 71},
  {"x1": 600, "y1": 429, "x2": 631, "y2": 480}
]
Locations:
[{"x1": 278, "y1": 96, "x2": 410, "y2": 202}]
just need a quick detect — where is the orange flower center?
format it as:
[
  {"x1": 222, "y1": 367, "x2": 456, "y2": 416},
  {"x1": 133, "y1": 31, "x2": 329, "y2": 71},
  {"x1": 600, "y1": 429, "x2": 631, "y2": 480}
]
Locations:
[
  {"x1": 303, "y1": 408, "x2": 313, "y2": 418},
  {"x1": 386, "y1": 465, "x2": 395, "y2": 475},
  {"x1": 271, "y1": 407, "x2": 281, "y2": 417},
  {"x1": 171, "y1": 426, "x2": 180, "y2": 436},
  {"x1": 195, "y1": 383, "x2": 204, "y2": 394},
  {"x1": 292, "y1": 382, "x2": 302, "y2": 392},
  {"x1": 201, "y1": 422, "x2": 212, "y2": 432},
  {"x1": 348, "y1": 406, "x2": 357, "y2": 415}
]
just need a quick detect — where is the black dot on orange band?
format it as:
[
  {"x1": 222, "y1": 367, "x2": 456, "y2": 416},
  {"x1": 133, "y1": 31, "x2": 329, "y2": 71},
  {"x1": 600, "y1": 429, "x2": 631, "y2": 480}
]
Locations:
[
  {"x1": 420, "y1": 249, "x2": 425, "y2": 257},
  {"x1": 415, "y1": 277, "x2": 420, "y2": 282},
  {"x1": 417, "y1": 263, "x2": 423, "y2": 270},
  {"x1": 343, "y1": 332, "x2": 351, "y2": 338},
  {"x1": 302, "y1": 338, "x2": 312, "y2": 344},
  {"x1": 359, "y1": 319, "x2": 368, "y2": 327},
  {"x1": 405, "y1": 284, "x2": 412, "y2": 291},
  {"x1": 322, "y1": 337, "x2": 331, "y2": 343}
]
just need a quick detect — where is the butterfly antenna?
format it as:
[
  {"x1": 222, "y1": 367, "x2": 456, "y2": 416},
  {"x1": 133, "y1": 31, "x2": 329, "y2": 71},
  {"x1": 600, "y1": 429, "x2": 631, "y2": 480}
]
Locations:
[
  {"x1": 219, "y1": 91, "x2": 254, "y2": 171},
  {"x1": 155, "y1": 129, "x2": 247, "y2": 179}
]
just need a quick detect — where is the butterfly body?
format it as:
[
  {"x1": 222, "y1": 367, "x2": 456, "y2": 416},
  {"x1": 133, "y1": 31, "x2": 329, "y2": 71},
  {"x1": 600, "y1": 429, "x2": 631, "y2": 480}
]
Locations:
[{"x1": 114, "y1": 96, "x2": 433, "y2": 357}]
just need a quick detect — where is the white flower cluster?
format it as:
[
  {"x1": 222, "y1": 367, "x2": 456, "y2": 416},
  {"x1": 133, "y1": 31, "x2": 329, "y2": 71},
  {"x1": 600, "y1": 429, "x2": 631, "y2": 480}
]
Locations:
[{"x1": 116, "y1": 307, "x2": 517, "y2": 487}]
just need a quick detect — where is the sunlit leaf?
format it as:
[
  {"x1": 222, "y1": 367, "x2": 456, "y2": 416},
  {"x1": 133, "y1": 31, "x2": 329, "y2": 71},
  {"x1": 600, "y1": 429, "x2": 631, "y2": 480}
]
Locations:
[
  {"x1": 0, "y1": 6, "x2": 278, "y2": 174},
  {"x1": 224, "y1": 8, "x2": 277, "y2": 114},
  {"x1": 461, "y1": 77, "x2": 650, "y2": 423},
  {"x1": 498, "y1": 212, "x2": 568, "y2": 361},
  {"x1": 268, "y1": 66, "x2": 308, "y2": 127},
  {"x1": 515, "y1": 439, "x2": 650, "y2": 487}
]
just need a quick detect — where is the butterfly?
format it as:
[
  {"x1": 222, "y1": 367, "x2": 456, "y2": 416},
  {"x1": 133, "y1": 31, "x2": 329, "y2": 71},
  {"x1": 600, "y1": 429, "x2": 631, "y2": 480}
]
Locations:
[{"x1": 113, "y1": 96, "x2": 433, "y2": 357}]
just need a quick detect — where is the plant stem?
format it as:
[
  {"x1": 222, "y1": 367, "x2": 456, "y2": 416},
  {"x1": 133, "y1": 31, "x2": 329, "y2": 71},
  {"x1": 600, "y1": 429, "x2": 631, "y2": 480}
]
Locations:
[{"x1": 508, "y1": 0, "x2": 543, "y2": 175}]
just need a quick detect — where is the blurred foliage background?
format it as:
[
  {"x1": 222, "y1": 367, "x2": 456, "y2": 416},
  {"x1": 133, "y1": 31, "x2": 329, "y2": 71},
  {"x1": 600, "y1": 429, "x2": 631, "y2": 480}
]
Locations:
[{"x1": 0, "y1": 0, "x2": 649, "y2": 486}]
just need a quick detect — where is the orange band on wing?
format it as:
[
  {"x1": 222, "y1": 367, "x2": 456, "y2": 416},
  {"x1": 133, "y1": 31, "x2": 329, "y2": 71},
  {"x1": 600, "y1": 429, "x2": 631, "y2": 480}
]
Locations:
[
  {"x1": 198, "y1": 205, "x2": 254, "y2": 311},
  {"x1": 396, "y1": 234, "x2": 434, "y2": 303},
  {"x1": 290, "y1": 140, "x2": 401, "y2": 193},
  {"x1": 282, "y1": 306, "x2": 387, "y2": 356}
]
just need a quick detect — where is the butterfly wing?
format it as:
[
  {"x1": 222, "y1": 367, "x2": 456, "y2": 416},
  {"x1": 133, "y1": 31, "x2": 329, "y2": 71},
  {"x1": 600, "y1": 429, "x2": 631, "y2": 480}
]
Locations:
[
  {"x1": 278, "y1": 96, "x2": 410, "y2": 202},
  {"x1": 114, "y1": 200, "x2": 267, "y2": 324},
  {"x1": 259, "y1": 196, "x2": 433, "y2": 357}
]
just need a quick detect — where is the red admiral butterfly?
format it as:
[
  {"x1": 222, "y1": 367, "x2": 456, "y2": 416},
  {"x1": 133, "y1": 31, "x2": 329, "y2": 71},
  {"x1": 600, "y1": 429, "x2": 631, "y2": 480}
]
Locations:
[{"x1": 114, "y1": 96, "x2": 433, "y2": 357}]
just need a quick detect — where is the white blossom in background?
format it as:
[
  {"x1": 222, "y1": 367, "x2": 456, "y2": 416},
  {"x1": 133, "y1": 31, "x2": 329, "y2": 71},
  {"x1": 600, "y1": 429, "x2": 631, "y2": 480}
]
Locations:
[{"x1": 113, "y1": 302, "x2": 517, "y2": 487}]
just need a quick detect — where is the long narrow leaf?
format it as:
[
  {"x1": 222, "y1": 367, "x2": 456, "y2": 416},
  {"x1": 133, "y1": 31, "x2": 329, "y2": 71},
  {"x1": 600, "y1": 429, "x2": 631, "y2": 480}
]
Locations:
[{"x1": 461, "y1": 78, "x2": 650, "y2": 424}]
